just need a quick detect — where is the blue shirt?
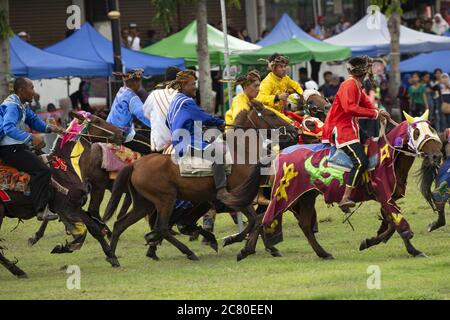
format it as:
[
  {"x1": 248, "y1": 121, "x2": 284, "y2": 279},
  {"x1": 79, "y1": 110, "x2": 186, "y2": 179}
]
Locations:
[
  {"x1": 167, "y1": 92, "x2": 224, "y2": 156},
  {"x1": 106, "y1": 87, "x2": 151, "y2": 141},
  {"x1": 0, "y1": 94, "x2": 50, "y2": 145}
]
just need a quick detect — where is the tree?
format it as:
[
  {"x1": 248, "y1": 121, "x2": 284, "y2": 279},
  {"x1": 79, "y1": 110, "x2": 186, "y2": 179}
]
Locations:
[
  {"x1": 371, "y1": 0, "x2": 405, "y2": 112},
  {"x1": 151, "y1": 0, "x2": 240, "y2": 114},
  {"x1": 0, "y1": 0, "x2": 12, "y2": 101}
]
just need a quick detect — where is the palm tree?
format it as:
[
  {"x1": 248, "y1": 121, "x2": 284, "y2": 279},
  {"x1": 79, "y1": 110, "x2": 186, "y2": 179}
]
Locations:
[
  {"x1": 151, "y1": 0, "x2": 240, "y2": 114},
  {"x1": 0, "y1": 0, "x2": 12, "y2": 101}
]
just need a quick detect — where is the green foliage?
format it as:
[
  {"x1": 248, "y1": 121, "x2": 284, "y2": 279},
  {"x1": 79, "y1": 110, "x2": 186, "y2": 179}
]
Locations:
[
  {"x1": 150, "y1": 0, "x2": 242, "y2": 34},
  {"x1": 370, "y1": 0, "x2": 407, "y2": 16},
  {"x1": 0, "y1": 9, "x2": 13, "y2": 41}
]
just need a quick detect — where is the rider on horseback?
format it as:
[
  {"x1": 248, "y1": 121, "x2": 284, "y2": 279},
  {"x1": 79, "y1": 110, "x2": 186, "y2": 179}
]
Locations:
[
  {"x1": 0, "y1": 77, "x2": 65, "y2": 220},
  {"x1": 322, "y1": 56, "x2": 391, "y2": 213},
  {"x1": 166, "y1": 70, "x2": 233, "y2": 204},
  {"x1": 107, "y1": 69, "x2": 152, "y2": 154},
  {"x1": 256, "y1": 54, "x2": 303, "y2": 114}
]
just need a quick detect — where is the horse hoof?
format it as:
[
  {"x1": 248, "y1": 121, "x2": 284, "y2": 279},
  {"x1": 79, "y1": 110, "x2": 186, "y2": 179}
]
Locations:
[
  {"x1": 237, "y1": 250, "x2": 255, "y2": 262},
  {"x1": 359, "y1": 239, "x2": 368, "y2": 251},
  {"x1": 187, "y1": 254, "x2": 199, "y2": 261},
  {"x1": 427, "y1": 222, "x2": 443, "y2": 233},
  {"x1": 209, "y1": 241, "x2": 219, "y2": 253},
  {"x1": 322, "y1": 254, "x2": 335, "y2": 260},
  {"x1": 17, "y1": 272, "x2": 28, "y2": 279},
  {"x1": 266, "y1": 247, "x2": 282, "y2": 257},
  {"x1": 415, "y1": 252, "x2": 427, "y2": 258},
  {"x1": 107, "y1": 257, "x2": 120, "y2": 268},
  {"x1": 28, "y1": 238, "x2": 37, "y2": 247},
  {"x1": 223, "y1": 236, "x2": 234, "y2": 248},
  {"x1": 146, "y1": 252, "x2": 160, "y2": 261},
  {"x1": 51, "y1": 245, "x2": 73, "y2": 254}
]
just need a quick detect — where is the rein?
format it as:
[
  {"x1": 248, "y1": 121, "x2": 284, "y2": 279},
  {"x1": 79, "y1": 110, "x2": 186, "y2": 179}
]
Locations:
[{"x1": 379, "y1": 119, "x2": 424, "y2": 158}]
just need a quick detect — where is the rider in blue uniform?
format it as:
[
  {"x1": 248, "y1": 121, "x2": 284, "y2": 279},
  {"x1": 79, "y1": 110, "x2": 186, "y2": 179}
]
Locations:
[
  {"x1": 166, "y1": 70, "x2": 232, "y2": 203},
  {"x1": 107, "y1": 69, "x2": 152, "y2": 154},
  {"x1": 0, "y1": 77, "x2": 64, "y2": 219}
]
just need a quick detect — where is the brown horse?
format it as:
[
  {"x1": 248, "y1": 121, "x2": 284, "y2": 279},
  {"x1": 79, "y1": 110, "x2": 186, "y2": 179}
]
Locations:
[
  {"x1": 0, "y1": 111, "x2": 124, "y2": 278},
  {"x1": 104, "y1": 103, "x2": 299, "y2": 261},
  {"x1": 240, "y1": 111, "x2": 443, "y2": 261}
]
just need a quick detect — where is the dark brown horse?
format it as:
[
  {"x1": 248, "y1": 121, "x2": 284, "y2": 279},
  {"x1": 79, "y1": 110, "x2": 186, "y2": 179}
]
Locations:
[
  {"x1": 240, "y1": 111, "x2": 443, "y2": 261},
  {"x1": 0, "y1": 112, "x2": 123, "y2": 278},
  {"x1": 104, "y1": 103, "x2": 299, "y2": 261}
]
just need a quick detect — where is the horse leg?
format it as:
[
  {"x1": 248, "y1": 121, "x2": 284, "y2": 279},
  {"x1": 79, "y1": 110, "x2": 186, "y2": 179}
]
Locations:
[
  {"x1": 88, "y1": 186, "x2": 106, "y2": 222},
  {"x1": 360, "y1": 208, "x2": 396, "y2": 251},
  {"x1": 110, "y1": 207, "x2": 148, "y2": 254},
  {"x1": 78, "y1": 210, "x2": 120, "y2": 267},
  {"x1": 145, "y1": 212, "x2": 160, "y2": 261},
  {"x1": 293, "y1": 193, "x2": 334, "y2": 259},
  {"x1": 237, "y1": 213, "x2": 264, "y2": 261},
  {"x1": 117, "y1": 192, "x2": 132, "y2": 221},
  {"x1": 428, "y1": 201, "x2": 446, "y2": 232},
  {"x1": 223, "y1": 205, "x2": 256, "y2": 247},
  {"x1": 28, "y1": 220, "x2": 49, "y2": 247},
  {"x1": 0, "y1": 206, "x2": 27, "y2": 278}
]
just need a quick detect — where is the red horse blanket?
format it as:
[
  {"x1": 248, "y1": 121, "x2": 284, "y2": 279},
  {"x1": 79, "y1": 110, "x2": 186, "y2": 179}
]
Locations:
[{"x1": 262, "y1": 122, "x2": 411, "y2": 246}]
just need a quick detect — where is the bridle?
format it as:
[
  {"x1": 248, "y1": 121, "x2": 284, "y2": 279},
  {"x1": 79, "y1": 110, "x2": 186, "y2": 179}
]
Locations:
[{"x1": 64, "y1": 119, "x2": 121, "y2": 145}]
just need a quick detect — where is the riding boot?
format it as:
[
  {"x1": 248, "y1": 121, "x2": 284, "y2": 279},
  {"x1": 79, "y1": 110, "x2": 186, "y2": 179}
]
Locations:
[
  {"x1": 338, "y1": 185, "x2": 356, "y2": 214},
  {"x1": 211, "y1": 162, "x2": 233, "y2": 204}
]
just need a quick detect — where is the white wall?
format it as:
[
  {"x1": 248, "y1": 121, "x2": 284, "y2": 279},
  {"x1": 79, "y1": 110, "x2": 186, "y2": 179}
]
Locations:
[{"x1": 33, "y1": 78, "x2": 81, "y2": 109}]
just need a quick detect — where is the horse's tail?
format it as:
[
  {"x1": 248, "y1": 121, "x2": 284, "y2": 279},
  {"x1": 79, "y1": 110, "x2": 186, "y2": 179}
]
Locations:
[
  {"x1": 103, "y1": 165, "x2": 134, "y2": 222},
  {"x1": 418, "y1": 157, "x2": 439, "y2": 212},
  {"x1": 221, "y1": 163, "x2": 263, "y2": 209}
]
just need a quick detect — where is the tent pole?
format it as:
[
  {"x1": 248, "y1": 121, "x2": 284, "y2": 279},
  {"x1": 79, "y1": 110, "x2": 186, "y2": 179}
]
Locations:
[
  {"x1": 66, "y1": 77, "x2": 70, "y2": 97},
  {"x1": 220, "y1": 0, "x2": 233, "y2": 115}
]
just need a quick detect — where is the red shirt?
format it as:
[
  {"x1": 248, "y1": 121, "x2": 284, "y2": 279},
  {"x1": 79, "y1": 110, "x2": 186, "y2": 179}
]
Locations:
[{"x1": 322, "y1": 78, "x2": 379, "y2": 148}]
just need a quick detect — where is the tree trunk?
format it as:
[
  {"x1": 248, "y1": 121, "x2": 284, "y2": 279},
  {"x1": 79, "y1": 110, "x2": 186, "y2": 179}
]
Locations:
[
  {"x1": 388, "y1": 9, "x2": 400, "y2": 115},
  {"x1": 0, "y1": 0, "x2": 10, "y2": 101},
  {"x1": 257, "y1": 0, "x2": 266, "y2": 37},
  {"x1": 196, "y1": 0, "x2": 214, "y2": 113}
]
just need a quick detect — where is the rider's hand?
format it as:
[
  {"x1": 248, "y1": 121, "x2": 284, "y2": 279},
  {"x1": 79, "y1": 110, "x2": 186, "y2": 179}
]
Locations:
[
  {"x1": 278, "y1": 93, "x2": 289, "y2": 102},
  {"x1": 49, "y1": 125, "x2": 65, "y2": 134},
  {"x1": 31, "y1": 135, "x2": 46, "y2": 149},
  {"x1": 377, "y1": 110, "x2": 391, "y2": 122}
]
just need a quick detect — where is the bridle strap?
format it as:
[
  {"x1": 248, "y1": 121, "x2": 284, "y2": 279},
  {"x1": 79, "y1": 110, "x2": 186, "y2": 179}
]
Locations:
[{"x1": 379, "y1": 119, "x2": 424, "y2": 158}]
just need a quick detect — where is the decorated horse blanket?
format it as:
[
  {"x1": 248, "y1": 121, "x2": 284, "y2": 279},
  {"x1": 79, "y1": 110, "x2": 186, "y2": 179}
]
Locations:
[
  {"x1": 98, "y1": 143, "x2": 141, "y2": 172},
  {"x1": 0, "y1": 162, "x2": 31, "y2": 194},
  {"x1": 433, "y1": 157, "x2": 450, "y2": 203},
  {"x1": 262, "y1": 122, "x2": 411, "y2": 246}
]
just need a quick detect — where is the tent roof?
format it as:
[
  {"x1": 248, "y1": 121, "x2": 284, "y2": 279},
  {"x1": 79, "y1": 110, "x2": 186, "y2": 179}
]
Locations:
[
  {"x1": 236, "y1": 38, "x2": 351, "y2": 65},
  {"x1": 142, "y1": 21, "x2": 261, "y2": 65},
  {"x1": 399, "y1": 51, "x2": 450, "y2": 73},
  {"x1": 257, "y1": 13, "x2": 321, "y2": 46},
  {"x1": 10, "y1": 35, "x2": 107, "y2": 79},
  {"x1": 45, "y1": 23, "x2": 185, "y2": 76},
  {"x1": 326, "y1": 13, "x2": 450, "y2": 56}
]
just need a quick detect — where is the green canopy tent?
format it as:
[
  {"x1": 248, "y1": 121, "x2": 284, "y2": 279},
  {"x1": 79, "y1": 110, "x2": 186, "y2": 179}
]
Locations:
[
  {"x1": 235, "y1": 37, "x2": 351, "y2": 65},
  {"x1": 141, "y1": 21, "x2": 261, "y2": 66}
]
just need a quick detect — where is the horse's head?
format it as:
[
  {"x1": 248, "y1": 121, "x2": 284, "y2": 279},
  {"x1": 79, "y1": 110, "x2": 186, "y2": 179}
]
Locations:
[
  {"x1": 299, "y1": 90, "x2": 331, "y2": 123},
  {"x1": 245, "y1": 100, "x2": 299, "y2": 149},
  {"x1": 403, "y1": 110, "x2": 442, "y2": 165},
  {"x1": 69, "y1": 111, "x2": 124, "y2": 145}
]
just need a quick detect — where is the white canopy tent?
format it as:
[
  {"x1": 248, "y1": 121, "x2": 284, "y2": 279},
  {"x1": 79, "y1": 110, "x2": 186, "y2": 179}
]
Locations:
[{"x1": 326, "y1": 13, "x2": 450, "y2": 56}]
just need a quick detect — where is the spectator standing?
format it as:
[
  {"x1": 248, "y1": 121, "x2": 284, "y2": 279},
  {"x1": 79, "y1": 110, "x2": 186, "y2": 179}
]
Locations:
[
  {"x1": 398, "y1": 74, "x2": 411, "y2": 120},
  {"x1": 298, "y1": 67, "x2": 310, "y2": 90},
  {"x1": 314, "y1": 16, "x2": 327, "y2": 40},
  {"x1": 432, "y1": 13, "x2": 450, "y2": 35},
  {"x1": 238, "y1": 28, "x2": 253, "y2": 43},
  {"x1": 411, "y1": 18, "x2": 422, "y2": 31},
  {"x1": 70, "y1": 81, "x2": 94, "y2": 114},
  {"x1": 431, "y1": 68, "x2": 443, "y2": 131},
  {"x1": 322, "y1": 74, "x2": 340, "y2": 103},
  {"x1": 422, "y1": 72, "x2": 439, "y2": 128},
  {"x1": 360, "y1": 80, "x2": 379, "y2": 138},
  {"x1": 128, "y1": 23, "x2": 141, "y2": 51},
  {"x1": 379, "y1": 80, "x2": 393, "y2": 113},
  {"x1": 423, "y1": 19, "x2": 436, "y2": 34},
  {"x1": 408, "y1": 72, "x2": 429, "y2": 117},
  {"x1": 121, "y1": 27, "x2": 130, "y2": 48},
  {"x1": 440, "y1": 73, "x2": 450, "y2": 129},
  {"x1": 319, "y1": 71, "x2": 333, "y2": 94}
]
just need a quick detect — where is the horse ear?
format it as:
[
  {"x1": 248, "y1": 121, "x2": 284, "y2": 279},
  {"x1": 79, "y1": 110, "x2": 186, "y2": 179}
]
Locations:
[
  {"x1": 70, "y1": 111, "x2": 84, "y2": 121},
  {"x1": 421, "y1": 109, "x2": 429, "y2": 121},
  {"x1": 403, "y1": 111, "x2": 415, "y2": 124}
]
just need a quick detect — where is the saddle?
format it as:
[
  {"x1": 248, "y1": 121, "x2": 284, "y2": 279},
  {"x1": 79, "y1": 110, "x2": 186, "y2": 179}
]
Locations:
[
  {"x1": 98, "y1": 143, "x2": 142, "y2": 179},
  {"x1": 0, "y1": 161, "x2": 31, "y2": 195},
  {"x1": 165, "y1": 144, "x2": 233, "y2": 178}
]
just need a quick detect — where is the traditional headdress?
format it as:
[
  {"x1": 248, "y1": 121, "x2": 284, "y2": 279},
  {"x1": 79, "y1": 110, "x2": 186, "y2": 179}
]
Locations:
[
  {"x1": 346, "y1": 55, "x2": 372, "y2": 77},
  {"x1": 168, "y1": 69, "x2": 197, "y2": 90},
  {"x1": 259, "y1": 53, "x2": 289, "y2": 71},
  {"x1": 235, "y1": 70, "x2": 261, "y2": 88},
  {"x1": 113, "y1": 69, "x2": 144, "y2": 82}
]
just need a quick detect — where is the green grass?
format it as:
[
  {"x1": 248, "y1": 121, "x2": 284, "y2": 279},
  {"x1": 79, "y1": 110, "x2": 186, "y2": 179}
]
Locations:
[{"x1": 0, "y1": 162, "x2": 449, "y2": 300}]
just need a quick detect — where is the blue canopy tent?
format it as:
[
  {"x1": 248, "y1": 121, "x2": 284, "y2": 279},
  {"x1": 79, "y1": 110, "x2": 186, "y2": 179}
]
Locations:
[
  {"x1": 257, "y1": 13, "x2": 321, "y2": 46},
  {"x1": 399, "y1": 51, "x2": 450, "y2": 74},
  {"x1": 10, "y1": 35, "x2": 107, "y2": 79},
  {"x1": 45, "y1": 23, "x2": 185, "y2": 76}
]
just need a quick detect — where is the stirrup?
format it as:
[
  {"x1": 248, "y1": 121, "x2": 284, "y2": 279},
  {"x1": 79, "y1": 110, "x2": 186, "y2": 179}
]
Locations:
[{"x1": 338, "y1": 200, "x2": 356, "y2": 214}]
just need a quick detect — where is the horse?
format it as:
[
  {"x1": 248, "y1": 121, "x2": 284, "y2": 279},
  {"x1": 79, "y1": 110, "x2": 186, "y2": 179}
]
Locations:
[
  {"x1": 0, "y1": 111, "x2": 124, "y2": 278},
  {"x1": 238, "y1": 111, "x2": 442, "y2": 261},
  {"x1": 104, "y1": 102, "x2": 300, "y2": 261},
  {"x1": 419, "y1": 130, "x2": 450, "y2": 232}
]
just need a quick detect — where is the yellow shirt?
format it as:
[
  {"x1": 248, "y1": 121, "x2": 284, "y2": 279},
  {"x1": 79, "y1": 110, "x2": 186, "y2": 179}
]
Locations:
[
  {"x1": 256, "y1": 72, "x2": 303, "y2": 113},
  {"x1": 225, "y1": 92, "x2": 293, "y2": 127}
]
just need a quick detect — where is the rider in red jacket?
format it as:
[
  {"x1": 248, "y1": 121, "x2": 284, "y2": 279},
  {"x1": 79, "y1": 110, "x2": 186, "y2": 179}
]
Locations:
[{"x1": 322, "y1": 56, "x2": 391, "y2": 213}]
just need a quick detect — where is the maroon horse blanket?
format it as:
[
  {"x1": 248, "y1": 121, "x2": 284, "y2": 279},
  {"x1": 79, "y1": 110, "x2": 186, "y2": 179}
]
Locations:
[{"x1": 262, "y1": 122, "x2": 411, "y2": 246}]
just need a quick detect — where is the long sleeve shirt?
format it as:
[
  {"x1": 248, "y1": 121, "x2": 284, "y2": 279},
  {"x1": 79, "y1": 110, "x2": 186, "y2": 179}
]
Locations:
[
  {"x1": 0, "y1": 94, "x2": 50, "y2": 146},
  {"x1": 167, "y1": 92, "x2": 224, "y2": 156},
  {"x1": 256, "y1": 72, "x2": 303, "y2": 113},
  {"x1": 322, "y1": 78, "x2": 379, "y2": 148},
  {"x1": 107, "y1": 87, "x2": 151, "y2": 142}
]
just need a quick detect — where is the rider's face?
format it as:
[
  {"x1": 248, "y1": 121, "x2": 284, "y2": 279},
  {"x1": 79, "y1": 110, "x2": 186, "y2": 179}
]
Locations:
[
  {"x1": 244, "y1": 80, "x2": 260, "y2": 100},
  {"x1": 182, "y1": 79, "x2": 197, "y2": 98},
  {"x1": 273, "y1": 65, "x2": 287, "y2": 78},
  {"x1": 18, "y1": 79, "x2": 35, "y2": 103}
]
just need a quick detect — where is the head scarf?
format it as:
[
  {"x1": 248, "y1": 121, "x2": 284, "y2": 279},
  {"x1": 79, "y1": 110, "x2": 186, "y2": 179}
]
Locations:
[
  {"x1": 235, "y1": 70, "x2": 261, "y2": 88},
  {"x1": 432, "y1": 13, "x2": 449, "y2": 35},
  {"x1": 168, "y1": 70, "x2": 197, "y2": 90},
  {"x1": 113, "y1": 69, "x2": 144, "y2": 82},
  {"x1": 259, "y1": 54, "x2": 289, "y2": 71}
]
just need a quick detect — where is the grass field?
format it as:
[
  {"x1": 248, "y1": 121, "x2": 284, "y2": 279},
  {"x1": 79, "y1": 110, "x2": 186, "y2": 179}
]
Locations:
[{"x1": 0, "y1": 162, "x2": 448, "y2": 300}]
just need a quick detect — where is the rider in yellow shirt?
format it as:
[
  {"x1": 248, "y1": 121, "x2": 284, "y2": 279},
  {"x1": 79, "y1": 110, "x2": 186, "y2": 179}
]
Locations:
[
  {"x1": 225, "y1": 70, "x2": 292, "y2": 128},
  {"x1": 256, "y1": 54, "x2": 303, "y2": 113}
]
